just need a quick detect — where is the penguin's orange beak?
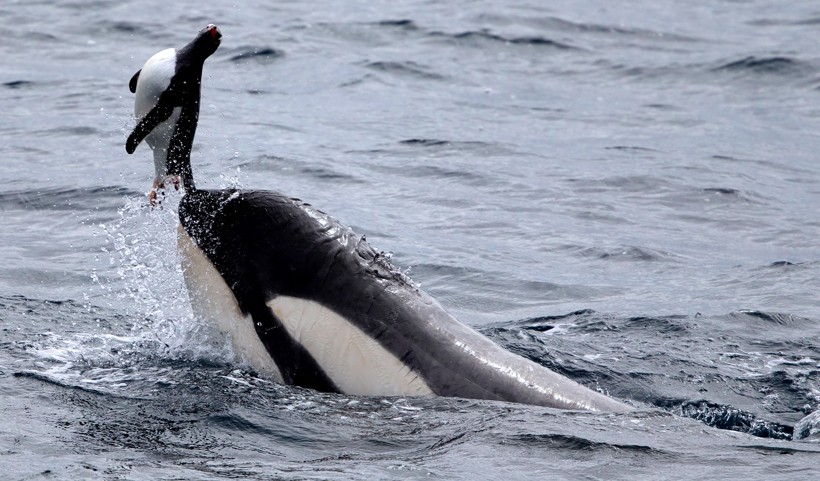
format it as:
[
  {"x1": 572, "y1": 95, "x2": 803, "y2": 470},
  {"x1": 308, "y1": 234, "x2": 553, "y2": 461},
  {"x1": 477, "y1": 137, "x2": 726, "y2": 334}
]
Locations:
[{"x1": 207, "y1": 24, "x2": 221, "y2": 42}]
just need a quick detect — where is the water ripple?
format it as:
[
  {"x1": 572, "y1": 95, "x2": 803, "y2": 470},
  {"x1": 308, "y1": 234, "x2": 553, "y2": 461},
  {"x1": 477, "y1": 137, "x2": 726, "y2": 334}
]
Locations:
[
  {"x1": 437, "y1": 30, "x2": 578, "y2": 50},
  {"x1": 0, "y1": 186, "x2": 141, "y2": 211},
  {"x1": 227, "y1": 46, "x2": 285, "y2": 63},
  {"x1": 713, "y1": 56, "x2": 815, "y2": 78}
]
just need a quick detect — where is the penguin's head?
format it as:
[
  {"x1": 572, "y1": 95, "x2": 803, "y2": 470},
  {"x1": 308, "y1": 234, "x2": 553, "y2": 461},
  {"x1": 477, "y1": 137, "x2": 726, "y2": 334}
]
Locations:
[
  {"x1": 173, "y1": 24, "x2": 222, "y2": 67},
  {"x1": 189, "y1": 24, "x2": 222, "y2": 60}
]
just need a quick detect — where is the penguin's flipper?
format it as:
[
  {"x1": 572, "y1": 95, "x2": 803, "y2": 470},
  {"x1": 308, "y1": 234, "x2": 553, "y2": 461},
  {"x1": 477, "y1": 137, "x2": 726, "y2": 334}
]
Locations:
[
  {"x1": 129, "y1": 69, "x2": 141, "y2": 94},
  {"x1": 126, "y1": 102, "x2": 173, "y2": 154}
]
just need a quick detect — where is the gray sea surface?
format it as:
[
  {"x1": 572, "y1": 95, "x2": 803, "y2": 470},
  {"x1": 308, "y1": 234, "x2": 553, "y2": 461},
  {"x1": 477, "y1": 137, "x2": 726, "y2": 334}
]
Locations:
[{"x1": 2, "y1": 0, "x2": 820, "y2": 479}]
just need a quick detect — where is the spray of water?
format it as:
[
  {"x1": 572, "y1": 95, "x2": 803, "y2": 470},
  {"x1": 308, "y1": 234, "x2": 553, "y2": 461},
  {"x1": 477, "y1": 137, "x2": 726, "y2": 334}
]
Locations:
[{"x1": 91, "y1": 189, "x2": 235, "y2": 366}]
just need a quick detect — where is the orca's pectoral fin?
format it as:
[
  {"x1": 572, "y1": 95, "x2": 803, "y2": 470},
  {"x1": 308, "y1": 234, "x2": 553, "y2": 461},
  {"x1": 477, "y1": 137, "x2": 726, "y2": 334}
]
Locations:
[
  {"x1": 126, "y1": 103, "x2": 173, "y2": 154},
  {"x1": 129, "y1": 69, "x2": 141, "y2": 93}
]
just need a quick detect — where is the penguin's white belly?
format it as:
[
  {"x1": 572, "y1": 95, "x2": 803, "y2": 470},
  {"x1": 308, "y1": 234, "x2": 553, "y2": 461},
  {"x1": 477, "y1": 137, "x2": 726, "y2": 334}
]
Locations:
[
  {"x1": 134, "y1": 48, "x2": 176, "y2": 117},
  {"x1": 177, "y1": 226, "x2": 284, "y2": 382},
  {"x1": 133, "y1": 48, "x2": 181, "y2": 178},
  {"x1": 145, "y1": 107, "x2": 181, "y2": 179}
]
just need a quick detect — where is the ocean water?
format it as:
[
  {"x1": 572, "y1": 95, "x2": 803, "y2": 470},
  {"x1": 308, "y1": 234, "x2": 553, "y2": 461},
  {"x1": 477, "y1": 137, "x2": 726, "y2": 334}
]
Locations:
[{"x1": 2, "y1": 0, "x2": 820, "y2": 479}]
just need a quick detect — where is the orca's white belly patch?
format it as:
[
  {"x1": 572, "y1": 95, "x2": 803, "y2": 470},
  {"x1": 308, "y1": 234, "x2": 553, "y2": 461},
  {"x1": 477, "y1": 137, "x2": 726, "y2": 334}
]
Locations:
[
  {"x1": 267, "y1": 296, "x2": 434, "y2": 397},
  {"x1": 178, "y1": 226, "x2": 284, "y2": 382}
]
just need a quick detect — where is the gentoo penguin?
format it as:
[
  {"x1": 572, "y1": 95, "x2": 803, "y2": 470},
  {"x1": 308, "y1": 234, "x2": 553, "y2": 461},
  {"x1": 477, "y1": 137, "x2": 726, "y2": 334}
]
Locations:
[
  {"x1": 126, "y1": 24, "x2": 221, "y2": 203},
  {"x1": 127, "y1": 26, "x2": 632, "y2": 412}
]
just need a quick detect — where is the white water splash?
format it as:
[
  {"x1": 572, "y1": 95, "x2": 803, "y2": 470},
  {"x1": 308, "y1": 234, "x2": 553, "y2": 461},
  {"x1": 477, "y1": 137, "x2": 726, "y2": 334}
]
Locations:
[
  {"x1": 88, "y1": 190, "x2": 236, "y2": 366},
  {"x1": 218, "y1": 166, "x2": 245, "y2": 190}
]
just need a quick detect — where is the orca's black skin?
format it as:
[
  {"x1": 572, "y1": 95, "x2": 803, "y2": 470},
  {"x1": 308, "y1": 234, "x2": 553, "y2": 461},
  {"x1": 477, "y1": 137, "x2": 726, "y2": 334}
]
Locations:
[{"x1": 126, "y1": 25, "x2": 221, "y2": 190}]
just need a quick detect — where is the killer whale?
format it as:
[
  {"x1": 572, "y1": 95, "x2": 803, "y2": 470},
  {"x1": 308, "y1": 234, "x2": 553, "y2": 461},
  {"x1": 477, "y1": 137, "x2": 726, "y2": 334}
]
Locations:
[
  {"x1": 127, "y1": 25, "x2": 632, "y2": 411},
  {"x1": 176, "y1": 189, "x2": 631, "y2": 410}
]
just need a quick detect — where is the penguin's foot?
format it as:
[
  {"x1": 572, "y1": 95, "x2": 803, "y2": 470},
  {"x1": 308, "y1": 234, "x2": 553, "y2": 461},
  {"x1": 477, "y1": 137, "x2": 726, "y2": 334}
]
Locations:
[
  {"x1": 148, "y1": 176, "x2": 182, "y2": 208},
  {"x1": 148, "y1": 177, "x2": 162, "y2": 208}
]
